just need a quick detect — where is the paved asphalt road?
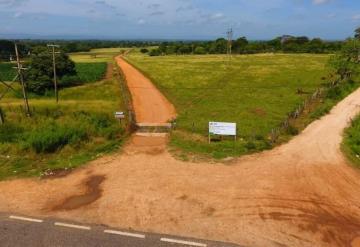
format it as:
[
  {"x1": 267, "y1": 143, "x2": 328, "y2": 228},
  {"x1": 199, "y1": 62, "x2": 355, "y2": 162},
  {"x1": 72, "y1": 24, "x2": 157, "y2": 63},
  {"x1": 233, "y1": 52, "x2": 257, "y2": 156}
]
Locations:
[{"x1": 0, "y1": 213, "x2": 240, "y2": 247}]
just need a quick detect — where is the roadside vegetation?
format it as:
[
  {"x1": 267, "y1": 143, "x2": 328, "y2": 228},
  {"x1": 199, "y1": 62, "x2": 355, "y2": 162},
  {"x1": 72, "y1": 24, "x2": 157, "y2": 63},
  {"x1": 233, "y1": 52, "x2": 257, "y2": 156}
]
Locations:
[
  {"x1": 343, "y1": 115, "x2": 360, "y2": 168},
  {"x1": 0, "y1": 48, "x2": 126, "y2": 180}
]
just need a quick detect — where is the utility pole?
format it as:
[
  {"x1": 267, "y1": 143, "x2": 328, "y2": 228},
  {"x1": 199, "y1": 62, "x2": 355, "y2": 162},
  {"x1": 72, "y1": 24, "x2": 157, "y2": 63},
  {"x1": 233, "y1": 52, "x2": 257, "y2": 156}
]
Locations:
[
  {"x1": 47, "y1": 44, "x2": 60, "y2": 103},
  {"x1": 14, "y1": 43, "x2": 31, "y2": 117},
  {"x1": 226, "y1": 28, "x2": 233, "y2": 60}
]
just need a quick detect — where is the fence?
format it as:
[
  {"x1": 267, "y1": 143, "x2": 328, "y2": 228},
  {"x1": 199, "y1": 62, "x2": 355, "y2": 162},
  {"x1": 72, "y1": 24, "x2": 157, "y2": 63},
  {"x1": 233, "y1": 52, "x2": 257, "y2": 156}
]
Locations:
[{"x1": 269, "y1": 77, "x2": 343, "y2": 143}]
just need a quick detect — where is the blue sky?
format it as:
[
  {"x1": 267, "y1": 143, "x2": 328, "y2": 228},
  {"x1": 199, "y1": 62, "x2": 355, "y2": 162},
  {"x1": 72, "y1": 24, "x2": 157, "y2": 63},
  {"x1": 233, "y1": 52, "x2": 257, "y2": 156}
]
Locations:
[{"x1": 0, "y1": 0, "x2": 360, "y2": 40}]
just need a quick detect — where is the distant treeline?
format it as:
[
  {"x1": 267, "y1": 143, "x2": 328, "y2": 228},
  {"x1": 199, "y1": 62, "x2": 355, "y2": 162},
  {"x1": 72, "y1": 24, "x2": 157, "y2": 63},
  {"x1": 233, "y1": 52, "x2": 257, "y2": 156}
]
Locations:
[
  {"x1": 0, "y1": 36, "x2": 348, "y2": 61},
  {"x1": 0, "y1": 40, "x2": 159, "y2": 61},
  {"x1": 147, "y1": 36, "x2": 344, "y2": 56}
]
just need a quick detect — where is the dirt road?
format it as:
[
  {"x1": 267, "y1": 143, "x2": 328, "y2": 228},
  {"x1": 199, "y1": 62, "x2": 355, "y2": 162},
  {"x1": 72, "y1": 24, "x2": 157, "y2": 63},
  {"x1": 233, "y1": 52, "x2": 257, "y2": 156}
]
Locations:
[
  {"x1": 115, "y1": 56, "x2": 176, "y2": 124},
  {"x1": 1, "y1": 60, "x2": 360, "y2": 246}
]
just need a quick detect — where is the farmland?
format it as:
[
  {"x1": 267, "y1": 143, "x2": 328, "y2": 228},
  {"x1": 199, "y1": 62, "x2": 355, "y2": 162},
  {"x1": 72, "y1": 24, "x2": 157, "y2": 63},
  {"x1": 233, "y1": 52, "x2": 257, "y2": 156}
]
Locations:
[
  {"x1": 127, "y1": 52, "x2": 336, "y2": 158},
  {"x1": 0, "y1": 48, "x2": 126, "y2": 180}
]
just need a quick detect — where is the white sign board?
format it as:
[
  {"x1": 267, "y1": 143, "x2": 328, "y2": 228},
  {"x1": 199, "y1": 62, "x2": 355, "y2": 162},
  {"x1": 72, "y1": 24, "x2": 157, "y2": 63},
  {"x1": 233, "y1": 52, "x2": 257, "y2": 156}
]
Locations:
[
  {"x1": 209, "y1": 122, "x2": 236, "y2": 136},
  {"x1": 115, "y1": 112, "x2": 125, "y2": 119}
]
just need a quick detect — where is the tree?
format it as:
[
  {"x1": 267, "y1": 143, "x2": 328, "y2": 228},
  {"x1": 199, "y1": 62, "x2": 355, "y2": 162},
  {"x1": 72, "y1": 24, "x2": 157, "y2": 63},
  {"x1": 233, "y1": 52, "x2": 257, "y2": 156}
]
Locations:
[
  {"x1": 233, "y1": 37, "x2": 248, "y2": 53},
  {"x1": 140, "y1": 48, "x2": 149, "y2": 53},
  {"x1": 355, "y1": 27, "x2": 360, "y2": 40},
  {"x1": 25, "y1": 46, "x2": 76, "y2": 94},
  {"x1": 194, "y1": 46, "x2": 206, "y2": 54},
  {"x1": 329, "y1": 39, "x2": 360, "y2": 80}
]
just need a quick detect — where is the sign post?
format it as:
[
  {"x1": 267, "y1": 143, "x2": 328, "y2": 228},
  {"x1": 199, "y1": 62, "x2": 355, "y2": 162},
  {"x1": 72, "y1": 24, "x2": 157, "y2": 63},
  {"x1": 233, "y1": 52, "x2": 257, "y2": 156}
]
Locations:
[
  {"x1": 114, "y1": 112, "x2": 125, "y2": 124},
  {"x1": 209, "y1": 122, "x2": 237, "y2": 143}
]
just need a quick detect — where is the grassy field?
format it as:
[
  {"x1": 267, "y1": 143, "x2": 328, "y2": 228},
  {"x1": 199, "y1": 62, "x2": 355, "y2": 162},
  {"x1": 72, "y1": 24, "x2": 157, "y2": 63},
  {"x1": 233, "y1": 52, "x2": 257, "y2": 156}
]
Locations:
[
  {"x1": 0, "y1": 48, "x2": 126, "y2": 180},
  {"x1": 75, "y1": 62, "x2": 107, "y2": 83},
  {"x1": 127, "y1": 52, "x2": 332, "y2": 158},
  {"x1": 0, "y1": 63, "x2": 17, "y2": 81},
  {"x1": 69, "y1": 48, "x2": 125, "y2": 63}
]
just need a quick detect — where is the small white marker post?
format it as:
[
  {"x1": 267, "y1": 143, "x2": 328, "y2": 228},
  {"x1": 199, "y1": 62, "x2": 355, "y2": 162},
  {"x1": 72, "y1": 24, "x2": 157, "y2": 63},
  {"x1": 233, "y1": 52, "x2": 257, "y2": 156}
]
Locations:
[{"x1": 114, "y1": 112, "x2": 125, "y2": 125}]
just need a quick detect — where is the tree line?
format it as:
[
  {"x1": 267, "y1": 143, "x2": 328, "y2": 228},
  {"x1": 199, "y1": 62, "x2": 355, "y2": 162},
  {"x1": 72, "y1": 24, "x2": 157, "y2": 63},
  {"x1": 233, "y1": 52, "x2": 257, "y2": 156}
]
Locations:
[
  {"x1": 0, "y1": 40, "x2": 159, "y2": 61},
  {"x1": 146, "y1": 36, "x2": 344, "y2": 56}
]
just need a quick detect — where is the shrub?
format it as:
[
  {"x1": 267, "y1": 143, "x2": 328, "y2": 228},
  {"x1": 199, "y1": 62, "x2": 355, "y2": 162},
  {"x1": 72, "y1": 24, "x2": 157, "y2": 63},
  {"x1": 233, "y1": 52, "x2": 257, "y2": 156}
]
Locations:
[
  {"x1": 26, "y1": 121, "x2": 88, "y2": 153},
  {"x1": 140, "y1": 48, "x2": 149, "y2": 53},
  {"x1": 59, "y1": 75, "x2": 81, "y2": 87},
  {"x1": 0, "y1": 123, "x2": 23, "y2": 143}
]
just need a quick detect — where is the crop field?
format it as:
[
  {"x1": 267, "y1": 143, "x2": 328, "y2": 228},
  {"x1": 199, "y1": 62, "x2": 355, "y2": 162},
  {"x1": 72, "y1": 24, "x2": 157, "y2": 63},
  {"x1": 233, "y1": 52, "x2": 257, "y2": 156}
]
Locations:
[
  {"x1": 0, "y1": 63, "x2": 17, "y2": 81},
  {"x1": 75, "y1": 62, "x2": 107, "y2": 83},
  {"x1": 127, "y1": 52, "x2": 331, "y2": 158},
  {"x1": 0, "y1": 62, "x2": 107, "y2": 84}
]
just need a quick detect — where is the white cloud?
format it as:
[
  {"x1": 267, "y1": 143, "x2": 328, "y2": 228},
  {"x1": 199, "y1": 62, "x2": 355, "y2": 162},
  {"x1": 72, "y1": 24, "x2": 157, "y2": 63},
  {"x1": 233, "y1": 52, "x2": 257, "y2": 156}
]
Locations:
[
  {"x1": 352, "y1": 14, "x2": 360, "y2": 21},
  {"x1": 137, "y1": 18, "x2": 146, "y2": 25},
  {"x1": 312, "y1": 0, "x2": 331, "y2": 5}
]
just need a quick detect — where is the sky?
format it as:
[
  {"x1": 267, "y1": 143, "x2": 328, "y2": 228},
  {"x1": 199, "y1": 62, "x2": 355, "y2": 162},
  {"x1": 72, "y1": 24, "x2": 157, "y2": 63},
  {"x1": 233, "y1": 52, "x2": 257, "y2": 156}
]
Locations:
[{"x1": 0, "y1": 0, "x2": 360, "y2": 40}]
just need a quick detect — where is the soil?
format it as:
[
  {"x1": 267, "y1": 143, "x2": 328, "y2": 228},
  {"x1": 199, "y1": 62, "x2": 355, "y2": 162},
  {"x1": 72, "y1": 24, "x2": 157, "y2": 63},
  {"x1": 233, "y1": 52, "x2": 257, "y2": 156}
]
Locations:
[
  {"x1": 51, "y1": 175, "x2": 106, "y2": 211},
  {"x1": 115, "y1": 56, "x2": 176, "y2": 124},
  {"x1": 105, "y1": 62, "x2": 114, "y2": 80},
  {"x1": 0, "y1": 58, "x2": 360, "y2": 246}
]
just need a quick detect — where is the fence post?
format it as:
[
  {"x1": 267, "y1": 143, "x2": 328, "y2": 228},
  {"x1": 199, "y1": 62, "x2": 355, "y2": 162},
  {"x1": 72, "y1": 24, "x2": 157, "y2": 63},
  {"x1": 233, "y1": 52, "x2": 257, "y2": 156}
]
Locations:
[{"x1": 0, "y1": 107, "x2": 4, "y2": 124}]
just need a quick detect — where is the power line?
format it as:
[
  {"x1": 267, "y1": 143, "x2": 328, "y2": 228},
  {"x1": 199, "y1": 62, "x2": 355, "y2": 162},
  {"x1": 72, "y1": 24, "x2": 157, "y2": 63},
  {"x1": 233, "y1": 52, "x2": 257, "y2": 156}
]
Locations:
[{"x1": 47, "y1": 44, "x2": 60, "y2": 103}]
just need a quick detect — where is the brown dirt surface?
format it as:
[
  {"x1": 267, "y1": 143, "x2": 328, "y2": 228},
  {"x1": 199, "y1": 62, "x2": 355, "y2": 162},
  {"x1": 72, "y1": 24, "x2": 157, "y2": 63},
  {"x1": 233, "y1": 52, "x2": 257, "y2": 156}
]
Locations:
[
  {"x1": 105, "y1": 62, "x2": 114, "y2": 80},
  {"x1": 115, "y1": 55, "x2": 176, "y2": 124},
  {"x1": 1, "y1": 60, "x2": 360, "y2": 246}
]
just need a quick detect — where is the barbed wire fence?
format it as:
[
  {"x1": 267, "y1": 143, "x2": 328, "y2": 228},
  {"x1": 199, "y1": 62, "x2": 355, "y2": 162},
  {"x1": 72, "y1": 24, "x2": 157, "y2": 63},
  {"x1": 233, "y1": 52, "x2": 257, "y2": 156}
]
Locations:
[{"x1": 269, "y1": 76, "x2": 344, "y2": 143}]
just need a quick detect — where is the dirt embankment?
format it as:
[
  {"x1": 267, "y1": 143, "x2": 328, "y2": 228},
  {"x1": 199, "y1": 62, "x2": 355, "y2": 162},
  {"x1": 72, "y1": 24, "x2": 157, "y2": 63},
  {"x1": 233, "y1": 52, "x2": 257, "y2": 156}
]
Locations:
[{"x1": 0, "y1": 59, "x2": 360, "y2": 246}]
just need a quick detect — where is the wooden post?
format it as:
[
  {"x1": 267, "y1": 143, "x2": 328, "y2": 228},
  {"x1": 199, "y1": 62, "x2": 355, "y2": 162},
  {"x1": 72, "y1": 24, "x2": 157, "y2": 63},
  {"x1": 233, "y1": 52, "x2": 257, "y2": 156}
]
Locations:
[
  {"x1": 0, "y1": 107, "x2": 4, "y2": 124},
  {"x1": 14, "y1": 43, "x2": 31, "y2": 117}
]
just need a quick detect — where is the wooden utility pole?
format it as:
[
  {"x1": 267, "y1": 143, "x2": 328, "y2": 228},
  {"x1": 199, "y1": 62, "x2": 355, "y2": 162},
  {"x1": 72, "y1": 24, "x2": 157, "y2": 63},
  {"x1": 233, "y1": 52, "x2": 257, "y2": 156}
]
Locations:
[
  {"x1": 47, "y1": 44, "x2": 60, "y2": 103},
  {"x1": 14, "y1": 43, "x2": 31, "y2": 117},
  {"x1": 226, "y1": 28, "x2": 233, "y2": 59},
  {"x1": 0, "y1": 107, "x2": 4, "y2": 124}
]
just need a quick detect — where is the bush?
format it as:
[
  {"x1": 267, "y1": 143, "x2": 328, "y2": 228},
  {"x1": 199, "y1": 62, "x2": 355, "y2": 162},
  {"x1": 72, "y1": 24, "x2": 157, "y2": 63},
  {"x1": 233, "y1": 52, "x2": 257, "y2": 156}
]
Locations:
[
  {"x1": 59, "y1": 75, "x2": 81, "y2": 87},
  {"x1": 26, "y1": 121, "x2": 88, "y2": 153},
  {"x1": 149, "y1": 49, "x2": 161, "y2": 56},
  {"x1": 0, "y1": 124, "x2": 23, "y2": 143},
  {"x1": 140, "y1": 48, "x2": 149, "y2": 53},
  {"x1": 285, "y1": 125, "x2": 299, "y2": 136}
]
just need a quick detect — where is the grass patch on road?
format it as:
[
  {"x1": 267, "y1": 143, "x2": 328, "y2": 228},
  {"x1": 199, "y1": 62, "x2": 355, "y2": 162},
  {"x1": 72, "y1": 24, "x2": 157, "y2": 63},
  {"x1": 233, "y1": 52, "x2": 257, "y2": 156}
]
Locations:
[{"x1": 127, "y1": 52, "x2": 331, "y2": 159}]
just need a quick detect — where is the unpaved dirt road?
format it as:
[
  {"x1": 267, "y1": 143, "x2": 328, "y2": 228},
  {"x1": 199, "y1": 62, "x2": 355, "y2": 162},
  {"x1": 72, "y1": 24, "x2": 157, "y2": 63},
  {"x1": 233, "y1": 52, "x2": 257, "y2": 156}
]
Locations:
[
  {"x1": 115, "y1": 56, "x2": 176, "y2": 124},
  {"x1": 1, "y1": 60, "x2": 360, "y2": 247}
]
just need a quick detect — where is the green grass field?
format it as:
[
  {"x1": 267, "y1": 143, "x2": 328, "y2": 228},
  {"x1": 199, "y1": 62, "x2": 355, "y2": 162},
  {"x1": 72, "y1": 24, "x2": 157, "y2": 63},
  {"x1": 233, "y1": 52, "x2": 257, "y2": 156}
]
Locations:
[
  {"x1": 0, "y1": 48, "x2": 126, "y2": 180},
  {"x1": 127, "y1": 52, "x2": 331, "y2": 158},
  {"x1": 69, "y1": 48, "x2": 125, "y2": 63},
  {"x1": 0, "y1": 63, "x2": 17, "y2": 81},
  {"x1": 75, "y1": 62, "x2": 107, "y2": 83}
]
